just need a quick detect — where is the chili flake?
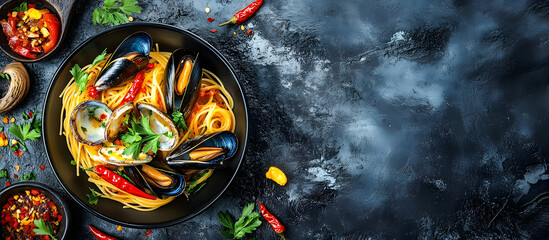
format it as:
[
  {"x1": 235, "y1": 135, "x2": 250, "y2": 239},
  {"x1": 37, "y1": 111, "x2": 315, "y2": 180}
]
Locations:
[
  {"x1": 116, "y1": 225, "x2": 123, "y2": 231},
  {"x1": 10, "y1": 117, "x2": 15, "y2": 123},
  {"x1": 145, "y1": 229, "x2": 153, "y2": 238},
  {"x1": 207, "y1": 17, "x2": 215, "y2": 22},
  {"x1": 40, "y1": 165, "x2": 46, "y2": 170},
  {"x1": 2, "y1": 116, "x2": 8, "y2": 124},
  {"x1": 247, "y1": 29, "x2": 253, "y2": 35},
  {"x1": 210, "y1": 29, "x2": 218, "y2": 33},
  {"x1": 15, "y1": 165, "x2": 19, "y2": 171},
  {"x1": 13, "y1": 174, "x2": 18, "y2": 179},
  {"x1": 6, "y1": 181, "x2": 10, "y2": 186}
]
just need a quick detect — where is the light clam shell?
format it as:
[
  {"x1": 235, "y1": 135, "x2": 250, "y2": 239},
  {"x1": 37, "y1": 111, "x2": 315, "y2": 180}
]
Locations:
[{"x1": 69, "y1": 101, "x2": 112, "y2": 146}]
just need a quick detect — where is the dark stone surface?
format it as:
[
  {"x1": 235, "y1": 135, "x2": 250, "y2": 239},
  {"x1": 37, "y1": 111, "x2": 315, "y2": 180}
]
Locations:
[{"x1": 2, "y1": 0, "x2": 549, "y2": 239}]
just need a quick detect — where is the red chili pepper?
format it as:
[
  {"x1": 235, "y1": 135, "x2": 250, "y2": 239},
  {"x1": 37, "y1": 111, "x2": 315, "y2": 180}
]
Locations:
[
  {"x1": 88, "y1": 86, "x2": 99, "y2": 98},
  {"x1": 89, "y1": 225, "x2": 119, "y2": 240},
  {"x1": 13, "y1": 174, "x2": 18, "y2": 179},
  {"x1": 219, "y1": 0, "x2": 263, "y2": 26},
  {"x1": 258, "y1": 202, "x2": 286, "y2": 240},
  {"x1": 118, "y1": 64, "x2": 154, "y2": 107},
  {"x1": 41, "y1": 13, "x2": 60, "y2": 53},
  {"x1": 94, "y1": 166, "x2": 156, "y2": 200}
]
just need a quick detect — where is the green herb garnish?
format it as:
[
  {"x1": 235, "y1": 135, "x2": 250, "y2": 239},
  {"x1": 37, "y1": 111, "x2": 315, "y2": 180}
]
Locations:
[
  {"x1": 87, "y1": 187, "x2": 99, "y2": 205},
  {"x1": 92, "y1": 48, "x2": 108, "y2": 67},
  {"x1": 21, "y1": 172, "x2": 35, "y2": 181},
  {"x1": 33, "y1": 219, "x2": 58, "y2": 240},
  {"x1": 0, "y1": 169, "x2": 7, "y2": 179},
  {"x1": 13, "y1": 2, "x2": 27, "y2": 12},
  {"x1": 218, "y1": 203, "x2": 262, "y2": 239},
  {"x1": 120, "y1": 115, "x2": 167, "y2": 159},
  {"x1": 93, "y1": 0, "x2": 142, "y2": 26},
  {"x1": 172, "y1": 110, "x2": 188, "y2": 131},
  {"x1": 70, "y1": 160, "x2": 76, "y2": 165},
  {"x1": 70, "y1": 64, "x2": 90, "y2": 94},
  {"x1": 0, "y1": 73, "x2": 10, "y2": 80}
]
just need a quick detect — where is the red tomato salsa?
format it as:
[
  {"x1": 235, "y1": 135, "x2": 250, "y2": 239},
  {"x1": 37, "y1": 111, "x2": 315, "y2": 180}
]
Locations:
[
  {"x1": 1, "y1": 189, "x2": 62, "y2": 239},
  {"x1": 0, "y1": 4, "x2": 60, "y2": 59}
]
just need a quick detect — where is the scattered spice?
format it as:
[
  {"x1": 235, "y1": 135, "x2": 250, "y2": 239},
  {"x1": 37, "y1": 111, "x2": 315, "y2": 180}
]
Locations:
[
  {"x1": 13, "y1": 174, "x2": 18, "y2": 179},
  {"x1": 15, "y1": 165, "x2": 19, "y2": 171},
  {"x1": 258, "y1": 202, "x2": 286, "y2": 240},
  {"x1": 128, "y1": 16, "x2": 134, "y2": 22},
  {"x1": 40, "y1": 165, "x2": 46, "y2": 170},
  {"x1": 233, "y1": 31, "x2": 237, "y2": 35},
  {"x1": 116, "y1": 225, "x2": 122, "y2": 231},
  {"x1": 145, "y1": 229, "x2": 153, "y2": 238},
  {"x1": 266, "y1": 167, "x2": 287, "y2": 186},
  {"x1": 10, "y1": 117, "x2": 15, "y2": 123},
  {"x1": 6, "y1": 181, "x2": 10, "y2": 186},
  {"x1": 0, "y1": 132, "x2": 8, "y2": 147},
  {"x1": 205, "y1": 7, "x2": 210, "y2": 13},
  {"x1": 241, "y1": 25, "x2": 245, "y2": 31},
  {"x1": 219, "y1": 0, "x2": 263, "y2": 26},
  {"x1": 207, "y1": 17, "x2": 215, "y2": 22},
  {"x1": 210, "y1": 29, "x2": 218, "y2": 33},
  {"x1": 247, "y1": 29, "x2": 252, "y2": 35},
  {"x1": 2, "y1": 115, "x2": 9, "y2": 124}
]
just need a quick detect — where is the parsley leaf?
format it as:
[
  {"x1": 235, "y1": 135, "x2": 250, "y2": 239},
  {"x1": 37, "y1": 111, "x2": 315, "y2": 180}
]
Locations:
[
  {"x1": 93, "y1": 0, "x2": 142, "y2": 26},
  {"x1": 33, "y1": 219, "x2": 58, "y2": 240},
  {"x1": 87, "y1": 187, "x2": 99, "y2": 205},
  {"x1": 70, "y1": 160, "x2": 76, "y2": 165},
  {"x1": 218, "y1": 203, "x2": 262, "y2": 239},
  {"x1": 21, "y1": 172, "x2": 35, "y2": 181},
  {"x1": 0, "y1": 169, "x2": 7, "y2": 179},
  {"x1": 13, "y1": 2, "x2": 27, "y2": 12},
  {"x1": 172, "y1": 110, "x2": 188, "y2": 131},
  {"x1": 92, "y1": 49, "x2": 108, "y2": 67},
  {"x1": 120, "y1": 115, "x2": 165, "y2": 159},
  {"x1": 0, "y1": 73, "x2": 10, "y2": 80},
  {"x1": 70, "y1": 64, "x2": 89, "y2": 94}
]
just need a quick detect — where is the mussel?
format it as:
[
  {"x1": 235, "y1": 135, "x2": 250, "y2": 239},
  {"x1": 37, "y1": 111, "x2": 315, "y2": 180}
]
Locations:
[
  {"x1": 125, "y1": 165, "x2": 186, "y2": 197},
  {"x1": 163, "y1": 48, "x2": 202, "y2": 117},
  {"x1": 69, "y1": 101, "x2": 112, "y2": 146},
  {"x1": 165, "y1": 131, "x2": 237, "y2": 170},
  {"x1": 94, "y1": 32, "x2": 152, "y2": 91}
]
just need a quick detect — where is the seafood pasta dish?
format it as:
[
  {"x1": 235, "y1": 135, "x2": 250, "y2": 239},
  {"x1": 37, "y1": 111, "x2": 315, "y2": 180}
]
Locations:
[{"x1": 59, "y1": 32, "x2": 237, "y2": 211}]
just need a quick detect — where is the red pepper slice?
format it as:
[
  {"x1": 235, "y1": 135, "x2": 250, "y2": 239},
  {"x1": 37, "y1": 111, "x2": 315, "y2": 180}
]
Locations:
[
  {"x1": 94, "y1": 166, "x2": 156, "y2": 200},
  {"x1": 1, "y1": 20, "x2": 15, "y2": 39},
  {"x1": 89, "y1": 225, "x2": 119, "y2": 240},
  {"x1": 41, "y1": 13, "x2": 60, "y2": 53},
  {"x1": 13, "y1": 45, "x2": 36, "y2": 59},
  {"x1": 31, "y1": 190, "x2": 39, "y2": 195}
]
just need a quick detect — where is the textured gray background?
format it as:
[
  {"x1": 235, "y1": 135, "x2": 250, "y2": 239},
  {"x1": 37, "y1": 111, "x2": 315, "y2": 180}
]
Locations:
[{"x1": 2, "y1": 0, "x2": 549, "y2": 239}]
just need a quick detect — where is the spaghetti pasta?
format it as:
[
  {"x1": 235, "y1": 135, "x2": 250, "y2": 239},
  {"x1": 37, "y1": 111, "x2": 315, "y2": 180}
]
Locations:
[{"x1": 59, "y1": 49, "x2": 235, "y2": 211}]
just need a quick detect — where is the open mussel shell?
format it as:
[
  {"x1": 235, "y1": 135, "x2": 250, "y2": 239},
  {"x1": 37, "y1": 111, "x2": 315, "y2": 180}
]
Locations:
[
  {"x1": 125, "y1": 165, "x2": 186, "y2": 197},
  {"x1": 165, "y1": 131, "x2": 237, "y2": 170},
  {"x1": 94, "y1": 32, "x2": 152, "y2": 91},
  {"x1": 104, "y1": 101, "x2": 135, "y2": 143},
  {"x1": 136, "y1": 103, "x2": 179, "y2": 152},
  {"x1": 69, "y1": 101, "x2": 112, "y2": 146},
  {"x1": 164, "y1": 48, "x2": 202, "y2": 117},
  {"x1": 97, "y1": 146, "x2": 152, "y2": 166}
]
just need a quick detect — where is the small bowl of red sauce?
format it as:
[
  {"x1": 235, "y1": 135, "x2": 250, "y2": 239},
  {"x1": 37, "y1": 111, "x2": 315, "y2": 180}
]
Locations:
[
  {"x1": 0, "y1": 182, "x2": 70, "y2": 240},
  {"x1": 0, "y1": 0, "x2": 76, "y2": 62}
]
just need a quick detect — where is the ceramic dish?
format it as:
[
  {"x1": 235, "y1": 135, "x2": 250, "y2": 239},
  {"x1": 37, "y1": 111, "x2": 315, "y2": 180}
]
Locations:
[
  {"x1": 42, "y1": 23, "x2": 248, "y2": 228},
  {"x1": 0, "y1": 182, "x2": 71, "y2": 239}
]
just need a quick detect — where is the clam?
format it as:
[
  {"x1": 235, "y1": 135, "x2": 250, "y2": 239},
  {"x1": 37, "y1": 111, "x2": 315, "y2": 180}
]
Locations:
[
  {"x1": 163, "y1": 48, "x2": 202, "y2": 117},
  {"x1": 104, "y1": 102, "x2": 135, "y2": 143},
  {"x1": 125, "y1": 165, "x2": 186, "y2": 197},
  {"x1": 165, "y1": 131, "x2": 237, "y2": 170},
  {"x1": 136, "y1": 103, "x2": 179, "y2": 151},
  {"x1": 94, "y1": 32, "x2": 152, "y2": 91},
  {"x1": 69, "y1": 101, "x2": 112, "y2": 146},
  {"x1": 97, "y1": 146, "x2": 152, "y2": 166}
]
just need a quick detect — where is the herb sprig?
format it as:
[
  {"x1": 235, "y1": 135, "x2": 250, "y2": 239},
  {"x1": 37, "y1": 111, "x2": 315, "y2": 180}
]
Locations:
[
  {"x1": 93, "y1": 0, "x2": 142, "y2": 26},
  {"x1": 218, "y1": 203, "x2": 262, "y2": 239},
  {"x1": 33, "y1": 219, "x2": 58, "y2": 240},
  {"x1": 120, "y1": 115, "x2": 172, "y2": 159},
  {"x1": 9, "y1": 110, "x2": 42, "y2": 152},
  {"x1": 87, "y1": 187, "x2": 99, "y2": 205},
  {"x1": 13, "y1": 2, "x2": 27, "y2": 12},
  {"x1": 21, "y1": 172, "x2": 35, "y2": 181},
  {"x1": 70, "y1": 64, "x2": 90, "y2": 94},
  {"x1": 172, "y1": 110, "x2": 188, "y2": 131}
]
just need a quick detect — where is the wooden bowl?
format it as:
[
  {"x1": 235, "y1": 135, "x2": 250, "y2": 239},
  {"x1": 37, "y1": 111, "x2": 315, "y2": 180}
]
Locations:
[{"x1": 0, "y1": 0, "x2": 76, "y2": 62}]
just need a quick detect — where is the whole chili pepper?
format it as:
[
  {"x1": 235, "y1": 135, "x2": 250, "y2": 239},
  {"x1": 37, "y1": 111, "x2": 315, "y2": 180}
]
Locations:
[
  {"x1": 94, "y1": 165, "x2": 157, "y2": 200},
  {"x1": 89, "y1": 225, "x2": 119, "y2": 240},
  {"x1": 258, "y1": 201, "x2": 286, "y2": 240},
  {"x1": 118, "y1": 63, "x2": 155, "y2": 107},
  {"x1": 219, "y1": 0, "x2": 263, "y2": 26}
]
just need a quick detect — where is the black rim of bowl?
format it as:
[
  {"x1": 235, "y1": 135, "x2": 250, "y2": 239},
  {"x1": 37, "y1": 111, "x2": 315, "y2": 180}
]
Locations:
[
  {"x1": 0, "y1": 181, "x2": 71, "y2": 239},
  {"x1": 42, "y1": 22, "x2": 248, "y2": 228}
]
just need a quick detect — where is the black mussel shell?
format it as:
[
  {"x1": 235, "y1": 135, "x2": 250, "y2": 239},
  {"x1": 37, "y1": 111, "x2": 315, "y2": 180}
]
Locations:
[
  {"x1": 164, "y1": 48, "x2": 202, "y2": 117},
  {"x1": 165, "y1": 131, "x2": 237, "y2": 171},
  {"x1": 125, "y1": 165, "x2": 186, "y2": 197},
  {"x1": 94, "y1": 32, "x2": 152, "y2": 91}
]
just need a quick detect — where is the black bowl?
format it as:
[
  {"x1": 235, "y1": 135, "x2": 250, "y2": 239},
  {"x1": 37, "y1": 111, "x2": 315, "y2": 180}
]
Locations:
[
  {"x1": 0, "y1": 182, "x2": 71, "y2": 239},
  {"x1": 42, "y1": 23, "x2": 248, "y2": 228},
  {"x1": 0, "y1": 0, "x2": 76, "y2": 62}
]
